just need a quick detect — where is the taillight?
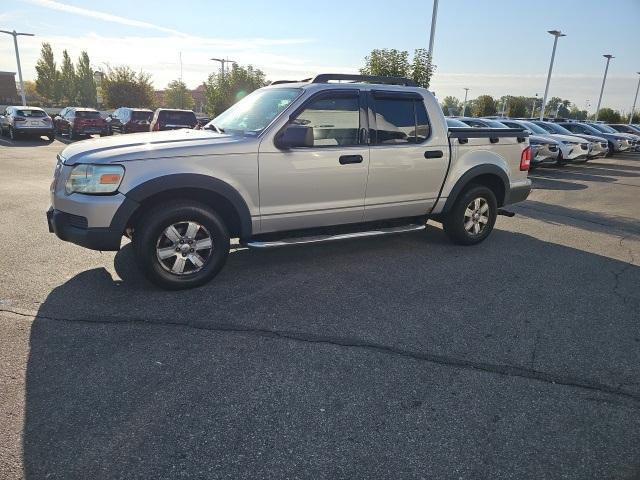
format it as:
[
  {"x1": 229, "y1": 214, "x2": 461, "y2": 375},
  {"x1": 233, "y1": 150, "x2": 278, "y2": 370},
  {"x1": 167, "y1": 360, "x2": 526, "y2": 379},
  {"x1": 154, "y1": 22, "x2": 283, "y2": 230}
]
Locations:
[
  {"x1": 14, "y1": 116, "x2": 26, "y2": 122},
  {"x1": 520, "y1": 146, "x2": 531, "y2": 171}
]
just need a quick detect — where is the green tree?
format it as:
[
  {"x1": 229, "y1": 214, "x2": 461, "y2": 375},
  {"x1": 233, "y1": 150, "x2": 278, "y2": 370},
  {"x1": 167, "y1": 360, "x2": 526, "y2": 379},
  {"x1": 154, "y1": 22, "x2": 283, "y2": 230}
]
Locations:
[
  {"x1": 557, "y1": 99, "x2": 571, "y2": 118},
  {"x1": 360, "y1": 48, "x2": 435, "y2": 88},
  {"x1": 76, "y1": 51, "x2": 97, "y2": 107},
  {"x1": 23, "y1": 80, "x2": 45, "y2": 106},
  {"x1": 164, "y1": 79, "x2": 194, "y2": 110},
  {"x1": 596, "y1": 108, "x2": 621, "y2": 123},
  {"x1": 504, "y1": 96, "x2": 529, "y2": 118},
  {"x1": 568, "y1": 105, "x2": 588, "y2": 120},
  {"x1": 472, "y1": 95, "x2": 497, "y2": 117},
  {"x1": 60, "y1": 50, "x2": 77, "y2": 104},
  {"x1": 35, "y1": 42, "x2": 60, "y2": 105},
  {"x1": 101, "y1": 66, "x2": 155, "y2": 109},
  {"x1": 441, "y1": 96, "x2": 461, "y2": 116},
  {"x1": 204, "y1": 63, "x2": 266, "y2": 116}
]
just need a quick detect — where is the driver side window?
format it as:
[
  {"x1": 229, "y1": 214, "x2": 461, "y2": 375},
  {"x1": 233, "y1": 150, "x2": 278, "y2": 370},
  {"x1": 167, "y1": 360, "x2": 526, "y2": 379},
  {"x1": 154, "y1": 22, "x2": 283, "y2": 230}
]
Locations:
[{"x1": 290, "y1": 93, "x2": 360, "y2": 147}]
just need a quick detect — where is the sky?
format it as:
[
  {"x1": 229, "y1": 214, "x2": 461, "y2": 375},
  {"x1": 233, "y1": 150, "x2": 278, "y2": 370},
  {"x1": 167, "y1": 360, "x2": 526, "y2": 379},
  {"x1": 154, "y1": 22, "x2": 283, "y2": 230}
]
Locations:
[{"x1": 1, "y1": 0, "x2": 639, "y2": 113}]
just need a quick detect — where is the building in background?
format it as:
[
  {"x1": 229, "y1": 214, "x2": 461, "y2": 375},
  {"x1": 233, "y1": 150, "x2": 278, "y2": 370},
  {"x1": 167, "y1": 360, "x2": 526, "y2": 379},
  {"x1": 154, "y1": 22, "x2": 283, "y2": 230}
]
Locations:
[{"x1": 0, "y1": 72, "x2": 19, "y2": 105}]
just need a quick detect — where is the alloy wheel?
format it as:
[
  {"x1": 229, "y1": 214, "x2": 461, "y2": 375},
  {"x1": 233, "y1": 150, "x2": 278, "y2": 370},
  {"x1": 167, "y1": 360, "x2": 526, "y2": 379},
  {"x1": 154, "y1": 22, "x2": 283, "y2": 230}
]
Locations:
[
  {"x1": 464, "y1": 197, "x2": 490, "y2": 235},
  {"x1": 155, "y1": 221, "x2": 213, "y2": 275}
]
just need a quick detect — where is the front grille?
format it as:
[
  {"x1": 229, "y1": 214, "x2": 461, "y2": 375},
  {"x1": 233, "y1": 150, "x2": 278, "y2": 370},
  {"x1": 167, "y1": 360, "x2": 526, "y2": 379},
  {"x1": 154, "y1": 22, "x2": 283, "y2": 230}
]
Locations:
[{"x1": 580, "y1": 144, "x2": 588, "y2": 150}]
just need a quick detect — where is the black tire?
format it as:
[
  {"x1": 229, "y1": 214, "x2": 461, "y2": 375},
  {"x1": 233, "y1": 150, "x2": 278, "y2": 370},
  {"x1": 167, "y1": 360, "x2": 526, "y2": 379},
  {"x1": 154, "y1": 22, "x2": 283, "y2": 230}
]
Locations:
[
  {"x1": 442, "y1": 184, "x2": 498, "y2": 246},
  {"x1": 9, "y1": 126, "x2": 16, "y2": 141},
  {"x1": 556, "y1": 150, "x2": 568, "y2": 166},
  {"x1": 68, "y1": 128, "x2": 75, "y2": 140},
  {"x1": 607, "y1": 142, "x2": 615, "y2": 157},
  {"x1": 47, "y1": 134, "x2": 55, "y2": 142},
  {"x1": 133, "y1": 201, "x2": 230, "y2": 290}
]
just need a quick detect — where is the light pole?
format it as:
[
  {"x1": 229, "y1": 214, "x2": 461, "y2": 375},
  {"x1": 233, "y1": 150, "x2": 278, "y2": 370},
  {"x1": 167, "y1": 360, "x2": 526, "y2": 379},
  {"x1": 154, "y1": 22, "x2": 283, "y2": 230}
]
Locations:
[
  {"x1": 427, "y1": 0, "x2": 439, "y2": 60},
  {"x1": 628, "y1": 72, "x2": 640, "y2": 125},
  {"x1": 210, "y1": 57, "x2": 237, "y2": 77},
  {"x1": 93, "y1": 71, "x2": 104, "y2": 108},
  {"x1": 461, "y1": 87, "x2": 469, "y2": 116},
  {"x1": 531, "y1": 93, "x2": 538, "y2": 118},
  {"x1": 595, "y1": 54, "x2": 614, "y2": 121},
  {"x1": 0, "y1": 29, "x2": 35, "y2": 106},
  {"x1": 540, "y1": 30, "x2": 566, "y2": 121}
]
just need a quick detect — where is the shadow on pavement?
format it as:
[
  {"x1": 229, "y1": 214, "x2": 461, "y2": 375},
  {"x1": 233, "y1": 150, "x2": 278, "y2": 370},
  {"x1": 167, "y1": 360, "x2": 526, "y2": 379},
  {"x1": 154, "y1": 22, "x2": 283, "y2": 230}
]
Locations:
[
  {"x1": 23, "y1": 228, "x2": 640, "y2": 478},
  {"x1": 0, "y1": 136, "x2": 55, "y2": 147},
  {"x1": 529, "y1": 176, "x2": 588, "y2": 191}
]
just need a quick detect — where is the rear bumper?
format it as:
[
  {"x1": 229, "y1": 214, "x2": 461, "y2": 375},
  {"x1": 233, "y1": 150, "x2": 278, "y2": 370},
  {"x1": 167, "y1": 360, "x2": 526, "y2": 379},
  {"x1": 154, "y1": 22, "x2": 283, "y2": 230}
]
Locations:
[
  {"x1": 14, "y1": 127, "x2": 54, "y2": 135},
  {"x1": 504, "y1": 182, "x2": 531, "y2": 206}
]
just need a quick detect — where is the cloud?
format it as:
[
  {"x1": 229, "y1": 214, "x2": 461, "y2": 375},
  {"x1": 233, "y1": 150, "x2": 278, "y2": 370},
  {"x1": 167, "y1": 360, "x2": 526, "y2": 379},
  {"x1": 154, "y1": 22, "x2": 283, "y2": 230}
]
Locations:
[{"x1": 23, "y1": 0, "x2": 187, "y2": 36}]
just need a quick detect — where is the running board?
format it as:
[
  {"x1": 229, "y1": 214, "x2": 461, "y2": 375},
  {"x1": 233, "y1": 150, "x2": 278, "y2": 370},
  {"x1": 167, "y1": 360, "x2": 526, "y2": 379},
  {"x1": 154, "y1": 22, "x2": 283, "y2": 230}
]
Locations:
[{"x1": 245, "y1": 223, "x2": 426, "y2": 249}]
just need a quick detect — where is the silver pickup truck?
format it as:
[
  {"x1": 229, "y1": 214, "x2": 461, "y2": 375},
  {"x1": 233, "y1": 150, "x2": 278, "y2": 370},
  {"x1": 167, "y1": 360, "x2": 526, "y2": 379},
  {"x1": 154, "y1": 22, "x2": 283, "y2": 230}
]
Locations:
[{"x1": 48, "y1": 74, "x2": 532, "y2": 289}]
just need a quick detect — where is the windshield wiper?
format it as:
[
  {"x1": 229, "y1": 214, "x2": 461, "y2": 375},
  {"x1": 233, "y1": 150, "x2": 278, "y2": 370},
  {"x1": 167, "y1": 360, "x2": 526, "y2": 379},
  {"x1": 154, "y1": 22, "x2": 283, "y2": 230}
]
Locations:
[{"x1": 205, "y1": 124, "x2": 225, "y2": 134}]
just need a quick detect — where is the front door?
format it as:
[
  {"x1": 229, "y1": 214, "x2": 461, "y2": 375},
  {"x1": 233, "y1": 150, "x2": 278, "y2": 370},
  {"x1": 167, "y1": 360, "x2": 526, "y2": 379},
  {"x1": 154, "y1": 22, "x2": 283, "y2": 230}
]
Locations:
[
  {"x1": 258, "y1": 89, "x2": 369, "y2": 233},
  {"x1": 363, "y1": 91, "x2": 450, "y2": 221}
]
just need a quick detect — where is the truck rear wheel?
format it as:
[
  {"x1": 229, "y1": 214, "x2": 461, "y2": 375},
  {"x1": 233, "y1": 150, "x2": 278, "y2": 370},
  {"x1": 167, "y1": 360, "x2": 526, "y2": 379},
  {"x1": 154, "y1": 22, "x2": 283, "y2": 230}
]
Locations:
[
  {"x1": 133, "y1": 202, "x2": 230, "y2": 290},
  {"x1": 442, "y1": 184, "x2": 497, "y2": 245}
]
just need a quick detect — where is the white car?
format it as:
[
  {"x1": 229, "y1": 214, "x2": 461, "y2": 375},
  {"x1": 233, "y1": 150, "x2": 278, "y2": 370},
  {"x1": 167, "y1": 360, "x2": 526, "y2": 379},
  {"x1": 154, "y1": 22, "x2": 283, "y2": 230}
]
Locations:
[{"x1": 0, "y1": 105, "x2": 55, "y2": 141}]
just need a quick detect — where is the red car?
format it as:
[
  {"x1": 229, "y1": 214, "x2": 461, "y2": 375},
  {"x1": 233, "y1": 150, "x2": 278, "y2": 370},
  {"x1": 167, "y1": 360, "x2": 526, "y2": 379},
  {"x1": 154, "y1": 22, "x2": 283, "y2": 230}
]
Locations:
[{"x1": 54, "y1": 107, "x2": 108, "y2": 139}]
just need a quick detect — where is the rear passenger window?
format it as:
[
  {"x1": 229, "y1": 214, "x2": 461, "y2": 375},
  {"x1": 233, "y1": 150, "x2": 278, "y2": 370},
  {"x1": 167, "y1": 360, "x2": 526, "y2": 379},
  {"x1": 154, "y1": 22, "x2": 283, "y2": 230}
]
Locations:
[
  {"x1": 291, "y1": 93, "x2": 360, "y2": 147},
  {"x1": 373, "y1": 98, "x2": 430, "y2": 144}
]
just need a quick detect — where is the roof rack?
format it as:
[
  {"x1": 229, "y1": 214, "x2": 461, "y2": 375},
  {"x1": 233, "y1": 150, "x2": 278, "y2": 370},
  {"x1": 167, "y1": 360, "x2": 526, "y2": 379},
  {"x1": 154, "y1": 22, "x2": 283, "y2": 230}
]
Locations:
[
  {"x1": 270, "y1": 78, "x2": 311, "y2": 85},
  {"x1": 310, "y1": 73, "x2": 417, "y2": 87}
]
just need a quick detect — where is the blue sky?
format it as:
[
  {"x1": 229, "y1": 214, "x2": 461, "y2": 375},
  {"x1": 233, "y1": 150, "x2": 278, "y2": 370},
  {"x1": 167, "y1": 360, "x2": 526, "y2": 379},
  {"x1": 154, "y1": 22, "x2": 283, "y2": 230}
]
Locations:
[{"x1": 1, "y1": 0, "x2": 639, "y2": 112}]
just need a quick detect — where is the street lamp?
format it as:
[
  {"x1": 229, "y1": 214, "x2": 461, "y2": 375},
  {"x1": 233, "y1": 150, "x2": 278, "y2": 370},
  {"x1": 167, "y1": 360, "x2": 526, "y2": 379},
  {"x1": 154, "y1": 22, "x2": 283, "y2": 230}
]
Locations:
[
  {"x1": 93, "y1": 70, "x2": 104, "y2": 107},
  {"x1": 210, "y1": 57, "x2": 237, "y2": 77},
  {"x1": 628, "y1": 72, "x2": 640, "y2": 125},
  {"x1": 0, "y1": 29, "x2": 35, "y2": 106},
  {"x1": 427, "y1": 0, "x2": 439, "y2": 60},
  {"x1": 531, "y1": 93, "x2": 538, "y2": 118},
  {"x1": 594, "y1": 54, "x2": 614, "y2": 121},
  {"x1": 540, "y1": 30, "x2": 566, "y2": 121},
  {"x1": 461, "y1": 87, "x2": 469, "y2": 116}
]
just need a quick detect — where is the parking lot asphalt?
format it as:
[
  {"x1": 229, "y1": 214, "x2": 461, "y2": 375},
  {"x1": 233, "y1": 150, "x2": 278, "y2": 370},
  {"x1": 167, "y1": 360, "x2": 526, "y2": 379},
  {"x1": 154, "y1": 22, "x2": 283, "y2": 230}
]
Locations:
[{"x1": 1, "y1": 135, "x2": 639, "y2": 479}]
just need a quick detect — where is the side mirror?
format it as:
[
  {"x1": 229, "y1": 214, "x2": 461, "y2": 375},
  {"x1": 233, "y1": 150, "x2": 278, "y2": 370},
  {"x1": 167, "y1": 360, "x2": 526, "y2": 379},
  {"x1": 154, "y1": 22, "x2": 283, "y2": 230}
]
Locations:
[{"x1": 276, "y1": 125, "x2": 314, "y2": 149}]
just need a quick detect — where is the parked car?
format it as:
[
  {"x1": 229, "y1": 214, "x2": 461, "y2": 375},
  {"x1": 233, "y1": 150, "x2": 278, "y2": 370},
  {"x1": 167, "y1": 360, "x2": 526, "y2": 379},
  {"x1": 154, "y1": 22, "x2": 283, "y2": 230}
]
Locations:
[
  {"x1": 150, "y1": 109, "x2": 198, "y2": 131},
  {"x1": 607, "y1": 123, "x2": 640, "y2": 136},
  {"x1": 557, "y1": 122, "x2": 631, "y2": 155},
  {"x1": 445, "y1": 118, "x2": 472, "y2": 128},
  {"x1": 496, "y1": 119, "x2": 561, "y2": 167},
  {"x1": 530, "y1": 120, "x2": 608, "y2": 159},
  {"x1": 54, "y1": 107, "x2": 108, "y2": 139},
  {"x1": 508, "y1": 120, "x2": 589, "y2": 164},
  {"x1": 587, "y1": 123, "x2": 640, "y2": 151},
  {"x1": 106, "y1": 108, "x2": 153, "y2": 134},
  {"x1": 48, "y1": 73, "x2": 532, "y2": 289},
  {"x1": 0, "y1": 106, "x2": 55, "y2": 141}
]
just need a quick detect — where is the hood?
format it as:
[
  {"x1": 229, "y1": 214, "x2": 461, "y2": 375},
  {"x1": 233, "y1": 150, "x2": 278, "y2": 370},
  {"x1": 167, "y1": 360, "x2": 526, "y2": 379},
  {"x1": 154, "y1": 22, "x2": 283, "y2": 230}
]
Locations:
[
  {"x1": 547, "y1": 134, "x2": 589, "y2": 144},
  {"x1": 60, "y1": 129, "x2": 252, "y2": 165},
  {"x1": 566, "y1": 133, "x2": 608, "y2": 143}
]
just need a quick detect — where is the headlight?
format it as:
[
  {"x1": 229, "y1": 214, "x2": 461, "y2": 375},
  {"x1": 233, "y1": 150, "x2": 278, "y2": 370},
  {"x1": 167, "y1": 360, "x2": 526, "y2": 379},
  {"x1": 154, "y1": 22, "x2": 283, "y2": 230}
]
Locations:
[{"x1": 65, "y1": 164, "x2": 124, "y2": 194}]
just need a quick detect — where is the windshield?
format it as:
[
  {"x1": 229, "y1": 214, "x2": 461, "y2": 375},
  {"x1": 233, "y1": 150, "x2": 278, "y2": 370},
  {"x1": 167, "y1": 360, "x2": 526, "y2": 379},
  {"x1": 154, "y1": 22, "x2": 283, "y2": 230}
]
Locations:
[
  {"x1": 521, "y1": 121, "x2": 548, "y2": 135},
  {"x1": 446, "y1": 118, "x2": 470, "y2": 127},
  {"x1": 158, "y1": 111, "x2": 196, "y2": 124},
  {"x1": 483, "y1": 119, "x2": 508, "y2": 128},
  {"x1": 76, "y1": 111, "x2": 101, "y2": 119},
  {"x1": 132, "y1": 111, "x2": 152, "y2": 121},
  {"x1": 207, "y1": 87, "x2": 301, "y2": 135},
  {"x1": 16, "y1": 109, "x2": 47, "y2": 117},
  {"x1": 539, "y1": 122, "x2": 574, "y2": 135},
  {"x1": 590, "y1": 123, "x2": 617, "y2": 134}
]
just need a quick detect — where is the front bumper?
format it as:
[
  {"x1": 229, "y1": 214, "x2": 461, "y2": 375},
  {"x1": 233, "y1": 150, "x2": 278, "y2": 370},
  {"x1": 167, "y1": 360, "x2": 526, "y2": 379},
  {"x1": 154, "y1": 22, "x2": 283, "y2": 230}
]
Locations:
[{"x1": 47, "y1": 208, "x2": 124, "y2": 251}]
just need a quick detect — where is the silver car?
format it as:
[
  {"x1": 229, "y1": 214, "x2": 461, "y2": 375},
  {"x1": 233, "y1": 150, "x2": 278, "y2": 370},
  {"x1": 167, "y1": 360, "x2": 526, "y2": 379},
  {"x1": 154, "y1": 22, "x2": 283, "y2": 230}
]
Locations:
[
  {"x1": 497, "y1": 119, "x2": 562, "y2": 166},
  {"x1": 531, "y1": 121, "x2": 608, "y2": 159},
  {"x1": 0, "y1": 106, "x2": 55, "y2": 141}
]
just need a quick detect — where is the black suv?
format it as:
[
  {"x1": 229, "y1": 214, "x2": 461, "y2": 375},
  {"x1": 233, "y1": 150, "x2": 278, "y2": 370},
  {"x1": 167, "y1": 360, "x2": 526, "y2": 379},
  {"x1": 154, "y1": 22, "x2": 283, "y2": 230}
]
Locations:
[{"x1": 106, "y1": 108, "x2": 153, "y2": 134}]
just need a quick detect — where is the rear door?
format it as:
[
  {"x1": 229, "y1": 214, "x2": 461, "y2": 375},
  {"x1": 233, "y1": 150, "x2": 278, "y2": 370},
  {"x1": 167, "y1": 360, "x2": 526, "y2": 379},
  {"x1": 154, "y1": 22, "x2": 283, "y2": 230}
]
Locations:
[
  {"x1": 259, "y1": 89, "x2": 370, "y2": 232},
  {"x1": 363, "y1": 91, "x2": 450, "y2": 221}
]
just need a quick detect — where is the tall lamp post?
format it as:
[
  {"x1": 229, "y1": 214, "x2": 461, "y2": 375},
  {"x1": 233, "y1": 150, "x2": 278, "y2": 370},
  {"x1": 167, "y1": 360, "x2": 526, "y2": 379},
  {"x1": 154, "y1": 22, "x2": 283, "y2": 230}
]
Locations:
[
  {"x1": 628, "y1": 72, "x2": 640, "y2": 125},
  {"x1": 531, "y1": 93, "x2": 538, "y2": 118},
  {"x1": 210, "y1": 57, "x2": 237, "y2": 77},
  {"x1": 595, "y1": 54, "x2": 614, "y2": 121},
  {"x1": 427, "y1": 0, "x2": 439, "y2": 60},
  {"x1": 0, "y1": 29, "x2": 35, "y2": 106},
  {"x1": 461, "y1": 87, "x2": 469, "y2": 116},
  {"x1": 540, "y1": 30, "x2": 566, "y2": 121}
]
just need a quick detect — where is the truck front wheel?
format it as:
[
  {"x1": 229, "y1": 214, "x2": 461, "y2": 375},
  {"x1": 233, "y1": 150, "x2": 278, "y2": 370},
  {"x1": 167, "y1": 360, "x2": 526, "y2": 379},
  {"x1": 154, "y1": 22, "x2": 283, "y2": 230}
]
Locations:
[
  {"x1": 442, "y1": 185, "x2": 497, "y2": 245},
  {"x1": 133, "y1": 202, "x2": 230, "y2": 290}
]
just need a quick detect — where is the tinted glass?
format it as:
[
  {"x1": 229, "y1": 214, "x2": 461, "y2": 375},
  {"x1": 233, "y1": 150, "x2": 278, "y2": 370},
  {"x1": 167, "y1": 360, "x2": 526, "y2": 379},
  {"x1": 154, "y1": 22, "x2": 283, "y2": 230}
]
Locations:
[
  {"x1": 76, "y1": 111, "x2": 101, "y2": 119},
  {"x1": 521, "y1": 121, "x2": 548, "y2": 135},
  {"x1": 131, "y1": 111, "x2": 152, "y2": 121},
  {"x1": 446, "y1": 118, "x2": 470, "y2": 128},
  {"x1": 374, "y1": 98, "x2": 426, "y2": 144},
  {"x1": 158, "y1": 111, "x2": 197, "y2": 124},
  {"x1": 483, "y1": 119, "x2": 508, "y2": 128},
  {"x1": 16, "y1": 109, "x2": 47, "y2": 117},
  {"x1": 292, "y1": 94, "x2": 360, "y2": 146},
  {"x1": 591, "y1": 124, "x2": 617, "y2": 134},
  {"x1": 543, "y1": 123, "x2": 574, "y2": 135}
]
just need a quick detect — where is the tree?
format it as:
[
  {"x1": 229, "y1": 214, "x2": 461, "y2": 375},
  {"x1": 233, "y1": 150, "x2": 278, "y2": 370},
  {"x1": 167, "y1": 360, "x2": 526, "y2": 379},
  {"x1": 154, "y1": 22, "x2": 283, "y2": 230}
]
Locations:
[
  {"x1": 60, "y1": 50, "x2": 77, "y2": 104},
  {"x1": 441, "y1": 96, "x2": 461, "y2": 116},
  {"x1": 504, "y1": 96, "x2": 529, "y2": 118},
  {"x1": 568, "y1": 106, "x2": 588, "y2": 120},
  {"x1": 557, "y1": 100, "x2": 571, "y2": 118},
  {"x1": 101, "y1": 66, "x2": 155, "y2": 108},
  {"x1": 76, "y1": 51, "x2": 97, "y2": 107},
  {"x1": 596, "y1": 108, "x2": 622, "y2": 123},
  {"x1": 204, "y1": 63, "x2": 266, "y2": 116},
  {"x1": 472, "y1": 95, "x2": 497, "y2": 117},
  {"x1": 22, "y1": 80, "x2": 45, "y2": 106},
  {"x1": 35, "y1": 42, "x2": 60, "y2": 105},
  {"x1": 360, "y1": 48, "x2": 435, "y2": 88},
  {"x1": 164, "y1": 79, "x2": 194, "y2": 110}
]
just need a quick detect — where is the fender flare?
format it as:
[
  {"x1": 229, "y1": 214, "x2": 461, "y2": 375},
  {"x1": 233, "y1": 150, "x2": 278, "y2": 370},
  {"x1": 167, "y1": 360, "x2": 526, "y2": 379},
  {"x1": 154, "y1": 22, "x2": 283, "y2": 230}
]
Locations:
[
  {"x1": 441, "y1": 164, "x2": 509, "y2": 214},
  {"x1": 112, "y1": 173, "x2": 253, "y2": 239}
]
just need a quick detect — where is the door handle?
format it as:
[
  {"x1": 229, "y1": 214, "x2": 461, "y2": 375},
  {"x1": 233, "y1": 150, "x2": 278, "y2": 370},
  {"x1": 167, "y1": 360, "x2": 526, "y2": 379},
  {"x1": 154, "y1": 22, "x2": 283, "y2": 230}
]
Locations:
[
  {"x1": 339, "y1": 154, "x2": 363, "y2": 165},
  {"x1": 424, "y1": 150, "x2": 444, "y2": 159}
]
